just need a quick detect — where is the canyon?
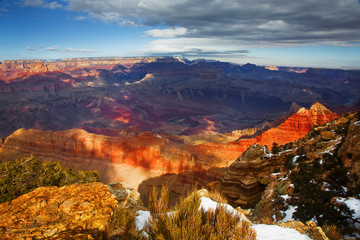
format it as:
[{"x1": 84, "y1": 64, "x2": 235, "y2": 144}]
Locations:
[
  {"x1": 0, "y1": 56, "x2": 358, "y2": 203},
  {"x1": 0, "y1": 102, "x2": 339, "y2": 191},
  {"x1": 0, "y1": 57, "x2": 359, "y2": 139}
]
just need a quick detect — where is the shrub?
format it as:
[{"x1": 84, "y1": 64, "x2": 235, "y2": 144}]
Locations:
[
  {"x1": 322, "y1": 224, "x2": 343, "y2": 240},
  {"x1": 109, "y1": 206, "x2": 141, "y2": 240},
  {"x1": 0, "y1": 155, "x2": 99, "y2": 203},
  {"x1": 205, "y1": 183, "x2": 229, "y2": 204},
  {"x1": 144, "y1": 186, "x2": 256, "y2": 240}
]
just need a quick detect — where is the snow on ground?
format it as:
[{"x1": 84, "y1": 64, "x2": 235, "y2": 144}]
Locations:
[
  {"x1": 253, "y1": 224, "x2": 312, "y2": 240},
  {"x1": 337, "y1": 197, "x2": 360, "y2": 238},
  {"x1": 135, "y1": 210, "x2": 151, "y2": 231},
  {"x1": 199, "y1": 196, "x2": 249, "y2": 222},
  {"x1": 135, "y1": 197, "x2": 313, "y2": 240},
  {"x1": 281, "y1": 205, "x2": 297, "y2": 222},
  {"x1": 337, "y1": 197, "x2": 360, "y2": 219}
]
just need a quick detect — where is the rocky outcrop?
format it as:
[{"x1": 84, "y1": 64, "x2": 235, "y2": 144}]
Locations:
[
  {"x1": 277, "y1": 221, "x2": 329, "y2": 240},
  {"x1": 108, "y1": 182, "x2": 145, "y2": 210},
  {"x1": 232, "y1": 127, "x2": 259, "y2": 138},
  {"x1": 0, "y1": 182, "x2": 117, "y2": 239},
  {"x1": 253, "y1": 102, "x2": 339, "y2": 147},
  {"x1": 221, "y1": 144, "x2": 281, "y2": 206}
]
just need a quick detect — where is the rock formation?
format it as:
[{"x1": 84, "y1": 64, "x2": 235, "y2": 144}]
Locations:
[
  {"x1": 253, "y1": 102, "x2": 339, "y2": 146},
  {"x1": 0, "y1": 182, "x2": 118, "y2": 239},
  {"x1": 0, "y1": 102, "x2": 340, "y2": 193},
  {"x1": 221, "y1": 144, "x2": 281, "y2": 206}
]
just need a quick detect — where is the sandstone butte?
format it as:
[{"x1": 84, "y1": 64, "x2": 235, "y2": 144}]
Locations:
[
  {"x1": 0, "y1": 57, "x2": 161, "y2": 82},
  {"x1": 0, "y1": 102, "x2": 339, "y2": 189}
]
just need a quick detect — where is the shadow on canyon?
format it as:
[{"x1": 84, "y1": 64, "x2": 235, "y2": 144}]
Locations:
[{"x1": 138, "y1": 167, "x2": 226, "y2": 208}]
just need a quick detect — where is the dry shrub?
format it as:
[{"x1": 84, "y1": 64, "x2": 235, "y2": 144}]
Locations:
[
  {"x1": 206, "y1": 188, "x2": 229, "y2": 204},
  {"x1": 145, "y1": 186, "x2": 256, "y2": 240},
  {"x1": 322, "y1": 224, "x2": 343, "y2": 240},
  {"x1": 109, "y1": 206, "x2": 141, "y2": 240}
]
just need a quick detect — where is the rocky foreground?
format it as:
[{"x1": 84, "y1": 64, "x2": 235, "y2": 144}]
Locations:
[{"x1": 0, "y1": 182, "x2": 329, "y2": 240}]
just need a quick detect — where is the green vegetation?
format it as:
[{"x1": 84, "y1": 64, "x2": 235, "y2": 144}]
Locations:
[
  {"x1": 289, "y1": 154, "x2": 356, "y2": 232},
  {"x1": 144, "y1": 186, "x2": 256, "y2": 240},
  {"x1": 0, "y1": 155, "x2": 99, "y2": 203},
  {"x1": 271, "y1": 142, "x2": 279, "y2": 154}
]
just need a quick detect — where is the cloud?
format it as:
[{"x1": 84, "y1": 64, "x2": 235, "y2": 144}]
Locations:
[
  {"x1": 26, "y1": 46, "x2": 37, "y2": 51},
  {"x1": 145, "y1": 27, "x2": 191, "y2": 38},
  {"x1": 46, "y1": 46, "x2": 60, "y2": 51},
  {"x1": 63, "y1": 48, "x2": 95, "y2": 53},
  {"x1": 141, "y1": 37, "x2": 250, "y2": 58},
  {"x1": 73, "y1": 15, "x2": 86, "y2": 21},
  {"x1": 66, "y1": 0, "x2": 360, "y2": 48},
  {"x1": 44, "y1": 46, "x2": 94, "y2": 53},
  {"x1": 22, "y1": 0, "x2": 62, "y2": 9}
]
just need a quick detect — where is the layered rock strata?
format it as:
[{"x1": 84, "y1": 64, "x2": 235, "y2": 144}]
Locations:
[
  {"x1": 221, "y1": 144, "x2": 281, "y2": 206},
  {"x1": 0, "y1": 103, "x2": 339, "y2": 191}
]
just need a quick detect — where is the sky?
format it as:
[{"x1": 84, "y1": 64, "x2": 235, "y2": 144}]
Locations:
[{"x1": 1, "y1": 0, "x2": 360, "y2": 68}]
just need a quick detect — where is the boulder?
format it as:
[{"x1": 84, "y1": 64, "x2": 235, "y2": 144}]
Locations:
[{"x1": 0, "y1": 182, "x2": 117, "y2": 239}]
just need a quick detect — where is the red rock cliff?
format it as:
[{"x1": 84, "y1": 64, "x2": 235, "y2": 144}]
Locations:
[{"x1": 0, "y1": 103, "x2": 339, "y2": 189}]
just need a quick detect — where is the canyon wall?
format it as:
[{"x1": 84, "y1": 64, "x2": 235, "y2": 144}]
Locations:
[{"x1": 0, "y1": 103, "x2": 339, "y2": 190}]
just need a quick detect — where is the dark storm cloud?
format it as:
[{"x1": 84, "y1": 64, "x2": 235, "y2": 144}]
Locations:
[{"x1": 66, "y1": 0, "x2": 360, "y2": 46}]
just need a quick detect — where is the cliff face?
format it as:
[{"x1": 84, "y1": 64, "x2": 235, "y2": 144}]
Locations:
[
  {"x1": 0, "y1": 129, "x2": 205, "y2": 188},
  {"x1": 254, "y1": 102, "x2": 339, "y2": 147},
  {"x1": 0, "y1": 103, "x2": 339, "y2": 191}
]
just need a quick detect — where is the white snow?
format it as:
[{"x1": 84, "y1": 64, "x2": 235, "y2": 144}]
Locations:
[
  {"x1": 135, "y1": 210, "x2": 151, "y2": 231},
  {"x1": 281, "y1": 194, "x2": 291, "y2": 201},
  {"x1": 337, "y1": 197, "x2": 360, "y2": 219},
  {"x1": 354, "y1": 120, "x2": 360, "y2": 125},
  {"x1": 135, "y1": 197, "x2": 315, "y2": 240},
  {"x1": 281, "y1": 205, "x2": 297, "y2": 222},
  {"x1": 199, "y1": 197, "x2": 249, "y2": 222},
  {"x1": 253, "y1": 224, "x2": 312, "y2": 240}
]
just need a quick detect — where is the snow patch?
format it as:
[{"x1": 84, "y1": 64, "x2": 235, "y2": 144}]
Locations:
[
  {"x1": 354, "y1": 120, "x2": 360, "y2": 125},
  {"x1": 281, "y1": 205, "x2": 297, "y2": 222},
  {"x1": 337, "y1": 197, "x2": 360, "y2": 219},
  {"x1": 135, "y1": 210, "x2": 150, "y2": 231},
  {"x1": 199, "y1": 197, "x2": 249, "y2": 222},
  {"x1": 253, "y1": 224, "x2": 312, "y2": 240}
]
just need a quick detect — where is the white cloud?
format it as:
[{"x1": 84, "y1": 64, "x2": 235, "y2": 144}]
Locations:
[
  {"x1": 46, "y1": 46, "x2": 60, "y2": 51},
  {"x1": 145, "y1": 27, "x2": 191, "y2": 38},
  {"x1": 22, "y1": 0, "x2": 63, "y2": 9},
  {"x1": 74, "y1": 15, "x2": 87, "y2": 21},
  {"x1": 63, "y1": 48, "x2": 95, "y2": 53},
  {"x1": 26, "y1": 46, "x2": 37, "y2": 51}
]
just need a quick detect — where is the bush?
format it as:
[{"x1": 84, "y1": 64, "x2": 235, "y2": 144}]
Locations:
[
  {"x1": 109, "y1": 206, "x2": 141, "y2": 240},
  {"x1": 0, "y1": 155, "x2": 99, "y2": 203},
  {"x1": 322, "y1": 224, "x2": 343, "y2": 240},
  {"x1": 144, "y1": 186, "x2": 256, "y2": 240}
]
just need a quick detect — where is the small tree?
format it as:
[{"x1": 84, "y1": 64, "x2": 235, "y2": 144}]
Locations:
[{"x1": 272, "y1": 142, "x2": 279, "y2": 154}]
